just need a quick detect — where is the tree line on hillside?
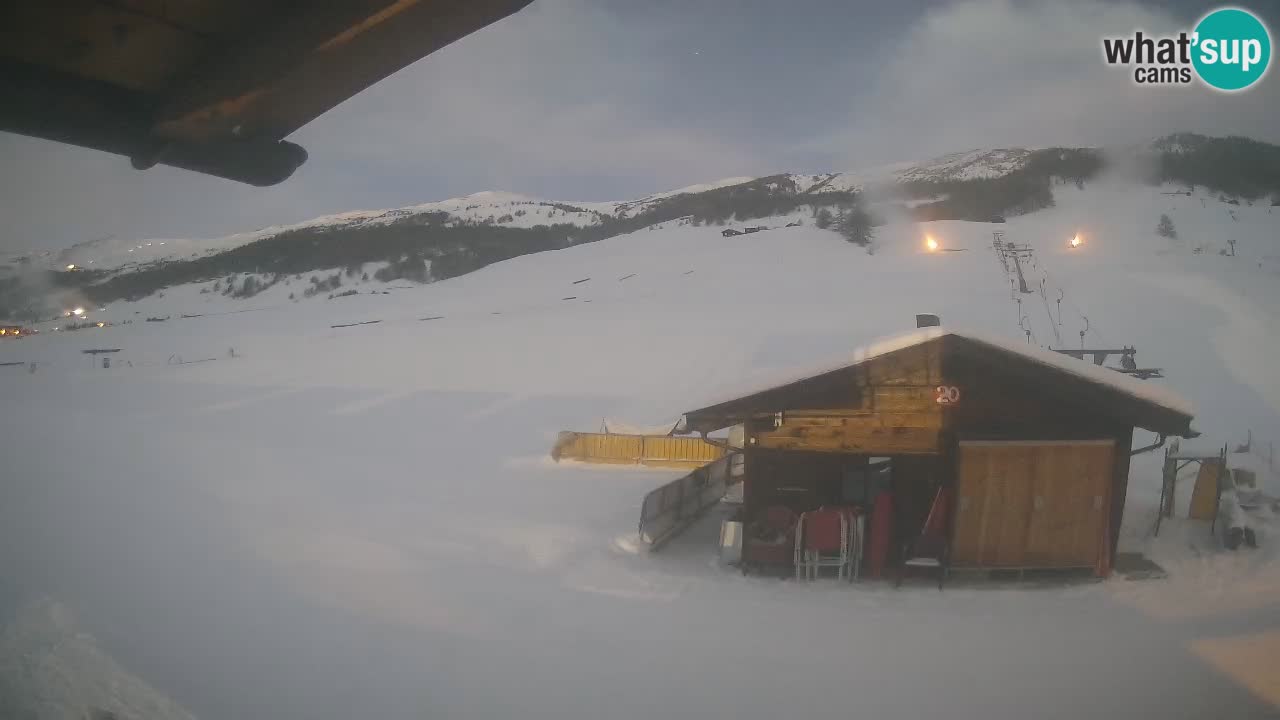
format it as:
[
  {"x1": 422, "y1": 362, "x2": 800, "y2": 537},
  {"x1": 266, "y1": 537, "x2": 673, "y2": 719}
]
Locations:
[
  {"x1": 904, "y1": 147, "x2": 1104, "y2": 222},
  {"x1": 74, "y1": 221, "x2": 576, "y2": 305},
  {"x1": 44, "y1": 177, "x2": 876, "y2": 307},
  {"x1": 4, "y1": 155, "x2": 1087, "y2": 311},
  {"x1": 1151, "y1": 133, "x2": 1280, "y2": 201},
  {"x1": 814, "y1": 195, "x2": 876, "y2": 248}
]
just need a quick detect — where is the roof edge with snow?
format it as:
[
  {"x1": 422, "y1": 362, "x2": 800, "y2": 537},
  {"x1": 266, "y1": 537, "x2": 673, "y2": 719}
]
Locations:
[{"x1": 681, "y1": 328, "x2": 1195, "y2": 437}]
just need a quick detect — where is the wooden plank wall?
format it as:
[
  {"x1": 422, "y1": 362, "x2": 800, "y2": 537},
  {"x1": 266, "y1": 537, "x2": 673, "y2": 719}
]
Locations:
[
  {"x1": 1107, "y1": 427, "x2": 1134, "y2": 573},
  {"x1": 942, "y1": 346, "x2": 1131, "y2": 440},
  {"x1": 952, "y1": 441, "x2": 1114, "y2": 570},
  {"x1": 750, "y1": 344, "x2": 944, "y2": 454},
  {"x1": 741, "y1": 449, "x2": 854, "y2": 514},
  {"x1": 727, "y1": 337, "x2": 1144, "y2": 575}
]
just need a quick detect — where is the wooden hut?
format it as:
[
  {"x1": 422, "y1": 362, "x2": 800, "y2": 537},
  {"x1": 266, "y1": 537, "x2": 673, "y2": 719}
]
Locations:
[{"x1": 679, "y1": 328, "x2": 1195, "y2": 578}]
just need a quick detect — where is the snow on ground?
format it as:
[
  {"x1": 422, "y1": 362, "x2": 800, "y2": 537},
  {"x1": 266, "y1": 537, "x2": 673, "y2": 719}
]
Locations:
[
  {"x1": 2, "y1": 177, "x2": 1279, "y2": 718},
  {"x1": 0, "y1": 595, "x2": 195, "y2": 720}
]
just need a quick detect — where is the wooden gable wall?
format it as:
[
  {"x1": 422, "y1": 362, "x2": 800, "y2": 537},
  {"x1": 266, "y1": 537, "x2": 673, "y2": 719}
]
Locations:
[
  {"x1": 743, "y1": 337, "x2": 1145, "y2": 455},
  {"x1": 748, "y1": 341, "x2": 945, "y2": 454},
  {"x1": 940, "y1": 345, "x2": 1132, "y2": 441}
]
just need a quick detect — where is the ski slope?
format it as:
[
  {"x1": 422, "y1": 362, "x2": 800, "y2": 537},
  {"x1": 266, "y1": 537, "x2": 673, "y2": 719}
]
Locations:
[{"x1": 2, "y1": 177, "x2": 1279, "y2": 718}]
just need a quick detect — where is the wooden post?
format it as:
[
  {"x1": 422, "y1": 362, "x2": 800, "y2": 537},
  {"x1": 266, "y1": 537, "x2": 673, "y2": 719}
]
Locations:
[
  {"x1": 1161, "y1": 456, "x2": 1173, "y2": 518},
  {"x1": 1108, "y1": 427, "x2": 1133, "y2": 569},
  {"x1": 1210, "y1": 445, "x2": 1227, "y2": 537},
  {"x1": 1159, "y1": 450, "x2": 1178, "y2": 520}
]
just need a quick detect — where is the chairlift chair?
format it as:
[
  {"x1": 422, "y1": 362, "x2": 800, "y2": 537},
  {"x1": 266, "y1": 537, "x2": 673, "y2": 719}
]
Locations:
[{"x1": 1052, "y1": 346, "x2": 1165, "y2": 380}]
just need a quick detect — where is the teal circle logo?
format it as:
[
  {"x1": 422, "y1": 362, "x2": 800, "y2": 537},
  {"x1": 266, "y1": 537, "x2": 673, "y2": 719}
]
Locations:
[{"x1": 1192, "y1": 8, "x2": 1271, "y2": 91}]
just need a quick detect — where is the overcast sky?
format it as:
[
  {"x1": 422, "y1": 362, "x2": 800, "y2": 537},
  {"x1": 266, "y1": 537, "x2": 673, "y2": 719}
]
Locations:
[{"x1": 3, "y1": 0, "x2": 1278, "y2": 254}]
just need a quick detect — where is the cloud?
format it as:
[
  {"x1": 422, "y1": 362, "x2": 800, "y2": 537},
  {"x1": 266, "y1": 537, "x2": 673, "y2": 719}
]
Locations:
[
  {"x1": 0, "y1": 135, "x2": 317, "y2": 255},
  {"x1": 295, "y1": 0, "x2": 760, "y2": 195},
  {"x1": 808, "y1": 0, "x2": 1280, "y2": 168},
  {"x1": 2, "y1": 0, "x2": 1277, "y2": 253}
]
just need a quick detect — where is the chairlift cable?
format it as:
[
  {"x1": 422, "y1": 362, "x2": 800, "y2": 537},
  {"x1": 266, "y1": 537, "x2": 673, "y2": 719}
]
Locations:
[{"x1": 1037, "y1": 264, "x2": 1108, "y2": 346}]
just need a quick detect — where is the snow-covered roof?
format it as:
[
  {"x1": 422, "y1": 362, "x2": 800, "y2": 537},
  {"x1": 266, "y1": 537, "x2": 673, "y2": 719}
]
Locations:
[
  {"x1": 956, "y1": 330, "x2": 1194, "y2": 416},
  {"x1": 682, "y1": 327, "x2": 1194, "y2": 430},
  {"x1": 690, "y1": 327, "x2": 948, "y2": 413}
]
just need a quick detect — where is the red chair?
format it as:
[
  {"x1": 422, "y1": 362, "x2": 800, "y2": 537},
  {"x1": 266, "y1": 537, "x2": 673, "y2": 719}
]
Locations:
[
  {"x1": 797, "y1": 508, "x2": 850, "y2": 580},
  {"x1": 897, "y1": 485, "x2": 952, "y2": 590}
]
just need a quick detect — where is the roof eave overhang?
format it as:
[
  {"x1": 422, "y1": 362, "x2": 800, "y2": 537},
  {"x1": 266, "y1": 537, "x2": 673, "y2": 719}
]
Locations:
[{"x1": 0, "y1": 0, "x2": 533, "y2": 186}]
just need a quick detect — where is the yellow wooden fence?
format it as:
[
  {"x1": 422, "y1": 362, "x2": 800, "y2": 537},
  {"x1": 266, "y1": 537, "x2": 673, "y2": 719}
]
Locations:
[{"x1": 551, "y1": 431, "x2": 727, "y2": 470}]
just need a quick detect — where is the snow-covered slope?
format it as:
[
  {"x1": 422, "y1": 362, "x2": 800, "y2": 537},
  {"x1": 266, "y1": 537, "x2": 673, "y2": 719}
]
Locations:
[
  {"x1": 20, "y1": 176, "x2": 1279, "y2": 441},
  {"x1": 0, "y1": 598, "x2": 196, "y2": 720},
  {"x1": 4, "y1": 168, "x2": 1279, "y2": 719}
]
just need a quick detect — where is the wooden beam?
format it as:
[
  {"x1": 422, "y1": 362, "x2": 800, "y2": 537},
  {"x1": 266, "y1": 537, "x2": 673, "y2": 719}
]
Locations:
[
  {"x1": 153, "y1": 0, "x2": 534, "y2": 142},
  {"x1": 0, "y1": 3, "x2": 211, "y2": 93},
  {"x1": 779, "y1": 412, "x2": 940, "y2": 430},
  {"x1": 872, "y1": 385, "x2": 938, "y2": 412},
  {"x1": 1104, "y1": 427, "x2": 1133, "y2": 577},
  {"x1": 756, "y1": 425, "x2": 940, "y2": 454}
]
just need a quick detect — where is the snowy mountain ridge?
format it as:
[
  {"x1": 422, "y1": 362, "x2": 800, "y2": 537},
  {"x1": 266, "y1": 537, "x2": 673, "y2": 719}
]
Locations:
[
  {"x1": 37, "y1": 147, "x2": 1061, "y2": 272},
  {"x1": 6, "y1": 133, "x2": 1276, "y2": 323}
]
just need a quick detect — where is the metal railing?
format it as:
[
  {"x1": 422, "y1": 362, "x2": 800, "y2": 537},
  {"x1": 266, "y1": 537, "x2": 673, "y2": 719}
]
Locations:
[{"x1": 638, "y1": 453, "x2": 741, "y2": 550}]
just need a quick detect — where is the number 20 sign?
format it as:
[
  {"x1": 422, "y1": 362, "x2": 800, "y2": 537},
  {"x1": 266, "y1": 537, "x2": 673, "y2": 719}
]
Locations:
[{"x1": 934, "y1": 385, "x2": 961, "y2": 405}]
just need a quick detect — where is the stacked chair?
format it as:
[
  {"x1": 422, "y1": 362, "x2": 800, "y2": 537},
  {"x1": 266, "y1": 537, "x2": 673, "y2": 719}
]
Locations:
[{"x1": 795, "y1": 506, "x2": 864, "y2": 581}]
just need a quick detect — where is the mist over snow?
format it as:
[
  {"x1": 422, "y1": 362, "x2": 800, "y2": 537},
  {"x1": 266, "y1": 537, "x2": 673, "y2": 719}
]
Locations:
[{"x1": 3, "y1": 163, "x2": 1279, "y2": 718}]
